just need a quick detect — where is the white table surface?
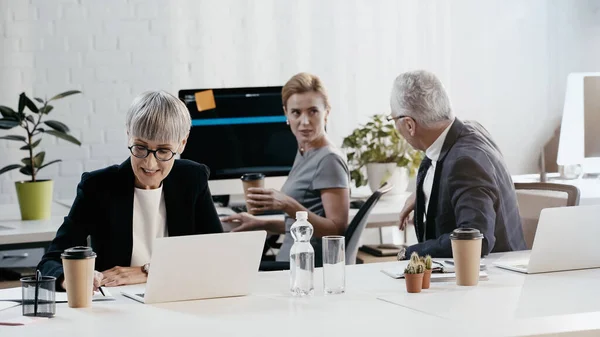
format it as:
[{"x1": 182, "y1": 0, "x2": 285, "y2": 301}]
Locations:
[
  {"x1": 0, "y1": 193, "x2": 408, "y2": 246},
  {"x1": 1, "y1": 251, "x2": 600, "y2": 336},
  {"x1": 512, "y1": 173, "x2": 600, "y2": 205},
  {"x1": 0, "y1": 202, "x2": 70, "y2": 246}
]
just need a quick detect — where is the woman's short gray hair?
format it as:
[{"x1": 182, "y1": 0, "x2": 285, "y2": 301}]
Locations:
[
  {"x1": 125, "y1": 91, "x2": 191, "y2": 143},
  {"x1": 390, "y1": 70, "x2": 453, "y2": 127}
]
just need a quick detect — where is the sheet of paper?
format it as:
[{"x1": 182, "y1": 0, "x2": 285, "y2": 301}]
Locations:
[
  {"x1": 0, "y1": 287, "x2": 114, "y2": 302},
  {"x1": 0, "y1": 301, "x2": 19, "y2": 312}
]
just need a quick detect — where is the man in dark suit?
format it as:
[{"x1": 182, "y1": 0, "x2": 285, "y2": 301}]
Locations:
[{"x1": 390, "y1": 70, "x2": 526, "y2": 258}]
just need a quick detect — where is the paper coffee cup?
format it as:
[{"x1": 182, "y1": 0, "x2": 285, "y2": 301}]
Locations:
[
  {"x1": 61, "y1": 246, "x2": 96, "y2": 308},
  {"x1": 450, "y1": 228, "x2": 483, "y2": 286},
  {"x1": 241, "y1": 173, "x2": 265, "y2": 215}
]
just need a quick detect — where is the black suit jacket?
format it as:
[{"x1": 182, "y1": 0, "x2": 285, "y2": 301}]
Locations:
[
  {"x1": 406, "y1": 118, "x2": 526, "y2": 258},
  {"x1": 38, "y1": 158, "x2": 223, "y2": 281}
]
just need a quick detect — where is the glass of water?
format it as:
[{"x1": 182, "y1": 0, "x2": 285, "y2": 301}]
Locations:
[{"x1": 322, "y1": 236, "x2": 345, "y2": 294}]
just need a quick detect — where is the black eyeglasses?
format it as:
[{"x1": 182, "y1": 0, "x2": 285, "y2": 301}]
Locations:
[
  {"x1": 128, "y1": 145, "x2": 177, "y2": 162},
  {"x1": 386, "y1": 114, "x2": 410, "y2": 122}
]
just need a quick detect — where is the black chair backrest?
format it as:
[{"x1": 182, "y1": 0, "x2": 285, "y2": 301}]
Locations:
[{"x1": 344, "y1": 183, "x2": 394, "y2": 264}]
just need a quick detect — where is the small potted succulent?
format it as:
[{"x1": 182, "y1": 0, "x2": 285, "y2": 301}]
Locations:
[
  {"x1": 422, "y1": 255, "x2": 433, "y2": 289},
  {"x1": 0, "y1": 91, "x2": 82, "y2": 220},
  {"x1": 404, "y1": 252, "x2": 425, "y2": 293}
]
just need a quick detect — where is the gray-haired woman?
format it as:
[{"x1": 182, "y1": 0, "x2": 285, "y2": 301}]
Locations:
[{"x1": 39, "y1": 91, "x2": 223, "y2": 291}]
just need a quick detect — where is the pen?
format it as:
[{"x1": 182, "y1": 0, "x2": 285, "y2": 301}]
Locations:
[{"x1": 98, "y1": 286, "x2": 106, "y2": 296}]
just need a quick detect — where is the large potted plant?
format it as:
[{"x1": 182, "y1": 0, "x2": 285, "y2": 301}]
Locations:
[
  {"x1": 342, "y1": 114, "x2": 423, "y2": 194},
  {"x1": 0, "y1": 91, "x2": 82, "y2": 220}
]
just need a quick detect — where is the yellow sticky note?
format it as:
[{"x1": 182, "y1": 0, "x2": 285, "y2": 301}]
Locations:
[{"x1": 194, "y1": 90, "x2": 216, "y2": 112}]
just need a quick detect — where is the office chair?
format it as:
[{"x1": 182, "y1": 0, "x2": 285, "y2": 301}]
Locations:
[
  {"x1": 514, "y1": 182, "x2": 580, "y2": 249},
  {"x1": 258, "y1": 183, "x2": 394, "y2": 271}
]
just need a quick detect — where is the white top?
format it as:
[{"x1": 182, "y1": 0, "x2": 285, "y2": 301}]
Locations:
[
  {"x1": 423, "y1": 118, "x2": 455, "y2": 214},
  {"x1": 130, "y1": 186, "x2": 167, "y2": 266}
]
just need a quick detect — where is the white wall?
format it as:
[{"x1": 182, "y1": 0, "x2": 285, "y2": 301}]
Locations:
[{"x1": 0, "y1": 0, "x2": 599, "y2": 203}]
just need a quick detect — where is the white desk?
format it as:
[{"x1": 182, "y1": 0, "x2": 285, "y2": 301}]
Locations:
[
  {"x1": 2, "y1": 252, "x2": 600, "y2": 336},
  {"x1": 0, "y1": 194, "x2": 408, "y2": 246},
  {"x1": 512, "y1": 173, "x2": 600, "y2": 205},
  {"x1": 0, "y1": 203, "x2": 70, "y2": 246}
]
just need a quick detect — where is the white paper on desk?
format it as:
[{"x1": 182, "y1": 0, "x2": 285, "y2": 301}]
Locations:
[
  {"x1": 0, "y1": 301, "x2": 19, "y2": 312},
  {"x1": 0, "y1": 287, "x2": 114, "y2": 302},
  {"x1": 381, "y1": 260, "x2": 488, "y2": 281}
]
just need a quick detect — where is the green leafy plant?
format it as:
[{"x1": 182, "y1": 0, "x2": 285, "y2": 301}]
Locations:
[
  {"x1": 342, "y1": 114, "x2": 423, "y2": 188},
  {"x1": 404, "y1": 252, "x2": 425, "y2": 274},
  {"x1": 0, "y1": 91, "x2": 82, "y2": 182}
]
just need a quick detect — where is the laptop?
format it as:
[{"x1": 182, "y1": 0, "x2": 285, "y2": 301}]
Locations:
[
  {"x1": 122, "y1": 230, "x2": 266, "y2": 304},
  {"x1": 494, "y1": 205, "x2": 600, "y2": 274}
]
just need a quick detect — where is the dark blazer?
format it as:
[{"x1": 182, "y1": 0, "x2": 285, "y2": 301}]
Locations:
[
  {"x1": 38, "y1": 158, "x2": 223, "y2": 282},
  {"x1": 406, "y1": 118, "x2": 526, "y2": 258}
]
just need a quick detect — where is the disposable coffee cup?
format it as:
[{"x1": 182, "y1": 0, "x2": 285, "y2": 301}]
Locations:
[
  {"x1": 450, "y1": 228, "x2": 483, "y2": 286},
  {"x1": 61, "y1": 246, "x2": 96, "y2": 308},
  {"x1": 241, "y1": 173, "x2": 265, "y2": 215}
]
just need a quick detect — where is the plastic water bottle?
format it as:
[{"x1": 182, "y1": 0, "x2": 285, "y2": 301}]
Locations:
[{"x1": 290, "y1": 211, "x2": 315, "y2": 296}]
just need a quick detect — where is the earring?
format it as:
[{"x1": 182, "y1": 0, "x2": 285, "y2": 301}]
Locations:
[{"x1": 286, "y1": 120, "x2": 289, "y2": 125}]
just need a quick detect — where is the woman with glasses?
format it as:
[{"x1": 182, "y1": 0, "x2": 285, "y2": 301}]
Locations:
[{"x1": 39, "y1": 91, "x2": 222, "y2": 290}]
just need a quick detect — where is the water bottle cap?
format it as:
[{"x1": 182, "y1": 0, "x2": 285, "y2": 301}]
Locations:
[{"x1": 296, "y1": 211, "x2": 308, "y2": 220}]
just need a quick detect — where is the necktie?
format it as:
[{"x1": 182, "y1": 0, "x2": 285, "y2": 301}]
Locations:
[{"x1": 415, "y1": 156, "x2": 432, "y2": 242}]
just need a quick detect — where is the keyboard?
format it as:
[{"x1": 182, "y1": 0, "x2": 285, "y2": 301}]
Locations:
[
  {"x1": 136, "y1": 293, "x2": 145, "y2": 298},
  {"x1": 230, "y1": 205, "x2": 284, "y2": 216}
]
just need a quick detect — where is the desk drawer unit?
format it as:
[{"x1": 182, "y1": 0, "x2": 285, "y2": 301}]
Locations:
[{"x1": 0, "y1": 248, "x2": 44, "y2": 268}]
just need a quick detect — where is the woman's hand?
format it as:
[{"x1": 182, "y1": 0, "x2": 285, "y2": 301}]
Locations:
[
  {"x1": 220, "y1": 212, "x2": 266, "y2": 232},
  {"x1": 245, "y1": 187, "x2": 291, "y2": 213},
  {"x1": 101, "y1": 266, "x2": 148, "y2": 287},
  {"x1": 399, "y1": 193, "x2": 416, "y2": 230}
]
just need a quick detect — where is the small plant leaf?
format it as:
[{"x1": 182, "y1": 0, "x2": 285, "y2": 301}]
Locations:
[
  {"x1": 33, "y1": 151, "x2": 45, "y2": 168},
  {"x1": 20, "y1": 138, "x2": 42, "y2": 150},
  {"x1": 21, "y1": 158, "x2": 32, "y2": 166},
  {"x1": 26, "y1": 115, "x2": 35, "y2": 124},
  {"x1": 44, "y1": 120, "x2": 70, "y2": 133},
  {"x1": 0, "y1": 118, "x2": 20, "y2": 129},
  {"x1": 49, "y1": 90, "x2": 81, "y2": 102},
  {"x1": 45, "y1": 130, "x2": 81, "y2": 146},
  {"x1": 19, "y1": 165, "x2": 34, "y2": 176},
  {"x1": 0, "y1": 164, "x2": 23, "y2": 175},
  {"x1": 0, "y1": 135, "x2": 26, "y2": 142},
  {"x1": 20, "y1": 93, "x2": 38, "y2": 113},
  {"x1": 0, "y1": 106, "x2": 17, "y2": 119},
  {"x1": 38, "y1": 159, "x2": 61, "y2": 170},
  {"x1": 39, "y1": 105, "x2": 54, "y2": 114},
  {"x1": 34, "y1": 97, "x2": 44, "y2": 104}
]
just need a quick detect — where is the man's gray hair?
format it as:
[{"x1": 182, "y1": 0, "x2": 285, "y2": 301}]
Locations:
[
  {"x1": 390, "y1": 70, "x2": 453, "y2": 127},
  {"x1": 126, "y1": 90, "x2": 191, "y2": 143}
]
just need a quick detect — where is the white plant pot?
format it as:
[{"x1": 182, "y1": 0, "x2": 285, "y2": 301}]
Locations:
[{"x1": 366, "y1": 163, "x2": 409, "y2": 195}]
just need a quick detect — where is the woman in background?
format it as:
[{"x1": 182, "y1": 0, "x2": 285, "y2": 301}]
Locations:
[{"x1": 221, "y1": 73, "x2": 350, "y2": 263}]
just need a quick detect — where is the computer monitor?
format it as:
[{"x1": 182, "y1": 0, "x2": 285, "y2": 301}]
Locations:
[{"x1": 178, "y1": 86, "x2": 297, "y2": 196}]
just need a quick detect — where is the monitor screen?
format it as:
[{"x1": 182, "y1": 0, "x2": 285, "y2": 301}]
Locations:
[{"x1": 179, "y1": 87, "x2": 298, "y2": 180}]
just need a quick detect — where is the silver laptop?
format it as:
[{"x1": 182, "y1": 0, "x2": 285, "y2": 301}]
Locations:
[
  {"x1": 494, "y1": 205, "x2": 600, "y2": 274},
  {"x1": 122, "y1": 230, "x2": 266, "y2": 304}
]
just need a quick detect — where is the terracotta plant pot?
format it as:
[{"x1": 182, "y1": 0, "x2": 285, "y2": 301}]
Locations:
[
  {"x1": 404, "y1": 273, "x2": 424, "y2": 293},
  {"x1": 422, "y1": 269, "x2": 432, "y2": 289}
]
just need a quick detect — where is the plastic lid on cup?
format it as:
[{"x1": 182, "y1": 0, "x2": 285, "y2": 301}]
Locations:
[
  {"x1": 296, "y1": 211, "x2": 308, "y2": 220},
  {"x1": 450, "y1": 228, "x2": 483, "y2": 240},
  {"x1": 241, "y1": 173, "x2": 265, "y2": 181},
  {"x1": 61, "y1": 246, "x2": 97, "y2": 260}
]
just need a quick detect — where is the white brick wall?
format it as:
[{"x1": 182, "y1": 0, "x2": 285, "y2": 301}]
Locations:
[{"x1": 0, "y1": 0, "x2": 599, "y2": 204}]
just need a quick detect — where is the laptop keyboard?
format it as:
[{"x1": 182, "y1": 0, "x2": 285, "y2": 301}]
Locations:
[{"x1": 137, "y1": 293, "x2": 145, "y2": 298}]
